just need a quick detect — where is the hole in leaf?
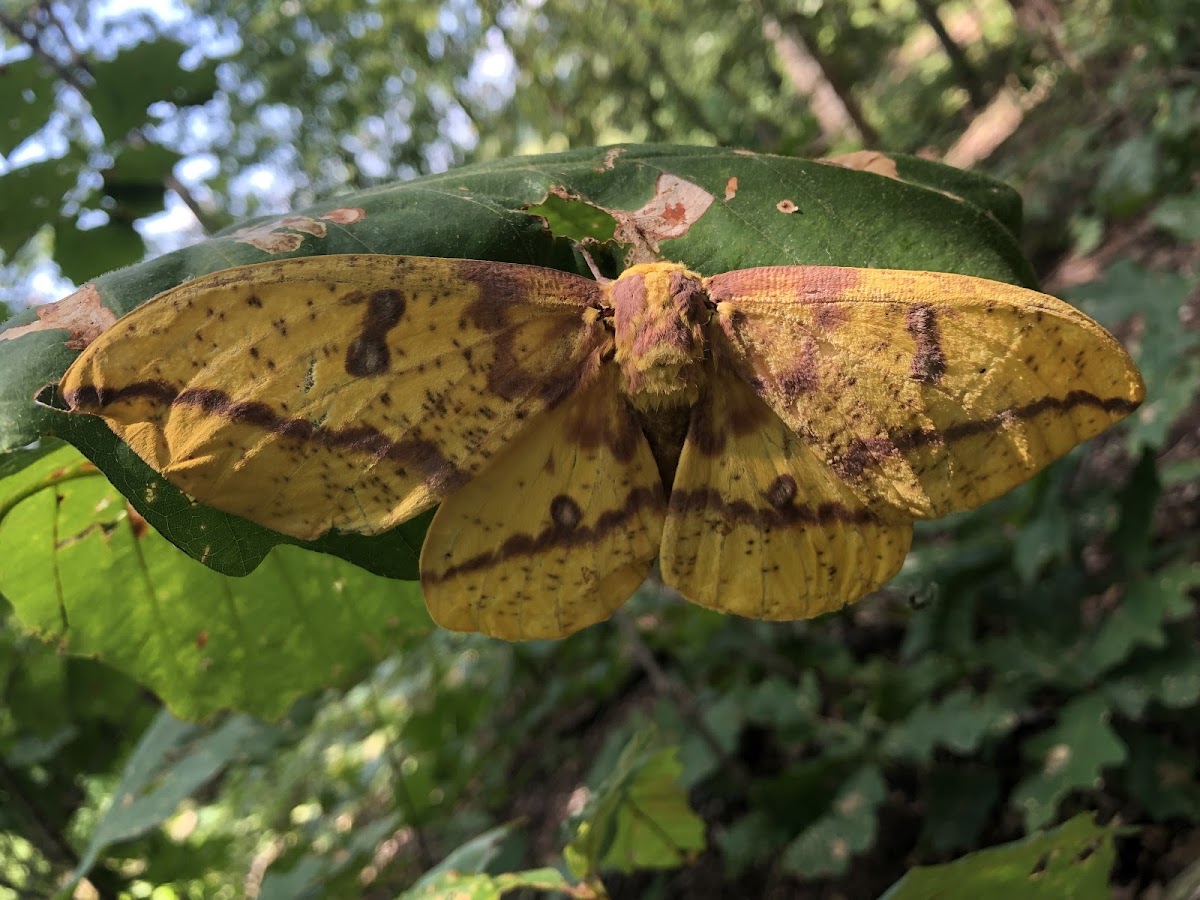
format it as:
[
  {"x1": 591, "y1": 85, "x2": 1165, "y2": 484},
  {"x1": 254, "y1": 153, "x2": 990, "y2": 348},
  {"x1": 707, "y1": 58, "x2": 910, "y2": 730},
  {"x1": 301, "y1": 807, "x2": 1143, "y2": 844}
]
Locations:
[{"x1": 524, "y1": 193, "x2": 617, "y2": 243}]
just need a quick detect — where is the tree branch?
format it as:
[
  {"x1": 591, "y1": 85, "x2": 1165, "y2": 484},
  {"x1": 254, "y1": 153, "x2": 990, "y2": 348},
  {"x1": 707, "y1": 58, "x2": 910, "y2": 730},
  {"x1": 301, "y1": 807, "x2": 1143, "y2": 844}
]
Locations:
[
  {"x1": 617, "y1": 615, "x2": 753, "y2": 795},
  {"x1": 0, "y1": 9, "x2": 90, "y2": 95}
]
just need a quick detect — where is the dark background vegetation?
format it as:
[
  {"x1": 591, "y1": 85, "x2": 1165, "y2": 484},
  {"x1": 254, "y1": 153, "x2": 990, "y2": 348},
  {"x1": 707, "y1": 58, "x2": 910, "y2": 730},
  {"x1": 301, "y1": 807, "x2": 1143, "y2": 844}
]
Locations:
[{"x1": 0, "y1": 0, "x2": 1197, "y2": 896}]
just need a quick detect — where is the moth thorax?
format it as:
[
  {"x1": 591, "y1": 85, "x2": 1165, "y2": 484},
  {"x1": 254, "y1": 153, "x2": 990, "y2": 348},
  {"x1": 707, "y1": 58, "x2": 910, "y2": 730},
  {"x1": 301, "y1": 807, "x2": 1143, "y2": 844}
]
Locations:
[{"x1": 610, "y1": 263, "x2": 708, "y2": 411}]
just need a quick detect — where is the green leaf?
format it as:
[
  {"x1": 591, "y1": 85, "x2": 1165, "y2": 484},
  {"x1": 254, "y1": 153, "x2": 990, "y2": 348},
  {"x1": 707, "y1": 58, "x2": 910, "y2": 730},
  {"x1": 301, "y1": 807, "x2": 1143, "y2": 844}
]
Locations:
[
  {"x1": 1112, "y1": 448, "x2": 1160, "y2": 577},
  {"x1": 88, "y1": 39, "x2": 219, "y2": 139},
  {"x1": 1093, "y1": 133, "x2": 1160, "y2": 217},
  {"x1": 72, "y1": 709, "x2": 260, "y2": 882},
  {"x1": 567, "y1": 733, "x2": 705, "y2": 877},
  {"x1": 0, "y1": 57, "x2": 56, "y2": 156},
  {"x1": 401, "y1": 867, "x2": 572, "y2": 899},
  {"x1": 409, "y1": 823, "x2": 517, "y2": 889},
  {"x1": 3, "y1": 144, "x2": 1033, "y2": 580},
  {"x1": 881, "y1": 813, "x2": 1118, "y2": 899},
  {"x1": 0, "y1": 158, "x2": 77, "y2": 256},
  {"x1": 1105, "y1": 638, "x2": 1200, "y2": 717},
  {"x1": 920, "y1": 769, "x2": 1001, "y2": 854},
  {"x1": 1011, "y1": 694, "x2": 1127, "y2": 831},
  {"x1": 0, "y1": 445, "x2": 433, "y2": 719},
  {"x1": 1068, "y1": 261, "x2": 1199, "y2": 449},
  {"x1": 1150, "y1": 190, "x2": 1200, "y2": 241},
  {"x1": 877, "y1": 153, "x2": 1026, "y2": 239},
  {"x1": 257, "y1": 814, "x2": 401, "y2": 900},
  {"x1": 55, "y1": 218, "x2": 146, "y2": 284},
  {"x1": 1012, "y1": 502, "x2": 1070, "y2": 585},
  {"x1": 1121, "y1": 731, "x2": 1200, "y2": 822},
  {"x1": 717, "y1": 810, "x2": 783, "y2": 878},
  {"x1": 780, "y1": 765, "x2": 886, "y2": 878},
  {"x1": 883, "y1": 689, "x2": 1017, "y2": 762},
  {"x1": 101, "y1": 142, "x2": 183, "y2": 221},
  {"x1": 1075, "y1": 564, "x2": 1200, "y2": 680}
]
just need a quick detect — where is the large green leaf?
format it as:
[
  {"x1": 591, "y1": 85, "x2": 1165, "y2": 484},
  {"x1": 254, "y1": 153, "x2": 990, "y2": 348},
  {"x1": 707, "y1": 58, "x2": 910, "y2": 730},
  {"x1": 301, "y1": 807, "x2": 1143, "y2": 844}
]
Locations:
[
  {"x1": 0, "y1": 57, "x2": 56, "y2": 156},
  {"x1": 55, "y1": 218, "x2": 146, "y2": 284},
  {"x1": 780, "y1": 765, "x2": 886, "y2": 878},
  {"x1": 87, "y1": 39, "x2": 220, "y2": 139},
  {"x1": 400, "y1": 868, "x2": 573, "y2": 899},
  {"x1": 566, "y1": 733, "x2": 706, "y2": 877},
  {"x1": 0, "y1": 445, "x2": 432, "y2": 719},
  {"x1": 1011, "y1": 694, "x2": 1127, "y2": 831},
  {"x1": 72, "y1": 710, "x2": 260, "y2": 883},
  {"x1": 881, "y1": 813, "x2": 1119, "y2": 899},
  {"x1": 1068, "y1": 261, "x2": 1198, "y2": 449},
  {"x1": 883, "y1": 688, "x2": 1017, "y2": 762},
  {"x1": 101, "y1": 141, "x2": 184, "y2": 221},
  {"x1": 0, "y1": 157, "x2": 77, "y2": 256},
  {"x1": 0, "y1": 144, "x2": 1032, "y2": 581}
]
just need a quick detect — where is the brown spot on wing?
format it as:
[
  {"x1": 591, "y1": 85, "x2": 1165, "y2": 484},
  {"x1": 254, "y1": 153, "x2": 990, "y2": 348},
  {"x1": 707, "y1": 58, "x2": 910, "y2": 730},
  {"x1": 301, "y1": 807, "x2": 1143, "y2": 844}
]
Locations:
[
  {"x1": 342, "y1": 289, "x2": 407, "y2": 376},
  {"x1": 813, "y1": 304, "x2": 849, "y2": 331},
  {"x1": 455, "y1": 259, "x2": 601, "y2": 405},
  {"x1": 830, "y1": 390, "x2": 1144, "y2": 481},
  {"x1": 765, "y1": 474, "x2": 797, "y2": 509},
  {"x1": 424, "y1": 484, "x2": 662, "y2": 583},
  {"x1": 777, "y1": 336, "x2": 819, "y2": 397},
  {"x1": 565, "y1": 376, "x2": 642, "y2": 463},
  {"x1": 667, "y1": 487, "x2": 874, "y2": 529},
  {"x1": 66, "y1": 379, "x2": 470, "y2": 495},
  {"x1": 905, "y1": 304, "x2": 947, "y2": 385},
  {"x1": 684, "y1": 378, "x2": 772, "y2": 459},
  {"x1": 550, "y1": 495, "x2": 583, "y2": 530}
]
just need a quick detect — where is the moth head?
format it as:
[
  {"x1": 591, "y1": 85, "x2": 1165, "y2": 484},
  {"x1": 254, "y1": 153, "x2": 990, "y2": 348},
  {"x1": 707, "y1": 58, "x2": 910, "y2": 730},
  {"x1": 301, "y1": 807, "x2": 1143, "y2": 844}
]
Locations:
[{"x1": 609, "y1": 262, "x2": 709, "y2": 410}]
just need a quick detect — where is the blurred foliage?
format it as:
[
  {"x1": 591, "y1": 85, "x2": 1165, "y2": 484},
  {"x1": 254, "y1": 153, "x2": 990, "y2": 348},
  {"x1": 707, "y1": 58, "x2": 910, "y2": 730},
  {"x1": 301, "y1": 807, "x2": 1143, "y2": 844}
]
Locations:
[{"x1": 0, "y1": 0, "x2": 1198, "y2": 897}]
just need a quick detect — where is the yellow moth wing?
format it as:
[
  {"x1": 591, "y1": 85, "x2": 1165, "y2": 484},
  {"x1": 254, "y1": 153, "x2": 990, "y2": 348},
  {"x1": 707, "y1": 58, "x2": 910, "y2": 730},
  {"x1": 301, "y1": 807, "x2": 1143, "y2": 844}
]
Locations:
[
  {"x1": 61, "y1": 254, "x2": 607, "y2": 539},
  {"x1": 660, "y1": 366, "x2": 912, "y2": 618},
  {"x1": 421, "y1": 366, "x2": 666, "y2": 640},
  {"x1": 707, "y1": 266, "x2": 1145, "y2": 518}
]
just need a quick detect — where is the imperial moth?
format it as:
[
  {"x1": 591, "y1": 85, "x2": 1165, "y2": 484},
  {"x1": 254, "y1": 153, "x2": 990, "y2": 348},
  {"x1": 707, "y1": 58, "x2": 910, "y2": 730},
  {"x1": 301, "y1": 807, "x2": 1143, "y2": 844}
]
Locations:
[{"x1": 60, "y1": 255, "x2": 1145, "y2": 640}]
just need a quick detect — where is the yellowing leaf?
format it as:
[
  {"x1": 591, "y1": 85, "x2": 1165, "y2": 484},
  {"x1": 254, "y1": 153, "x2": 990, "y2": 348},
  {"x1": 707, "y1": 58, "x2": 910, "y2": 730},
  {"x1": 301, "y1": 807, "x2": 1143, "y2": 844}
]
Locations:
[{"x1": 62, "y1": 255, "x2": 1145, "y2": 640}]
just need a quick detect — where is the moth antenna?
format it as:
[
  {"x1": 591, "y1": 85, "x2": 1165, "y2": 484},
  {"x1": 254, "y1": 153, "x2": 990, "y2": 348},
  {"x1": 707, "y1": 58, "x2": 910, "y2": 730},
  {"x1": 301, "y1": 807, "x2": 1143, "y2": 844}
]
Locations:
[{"x1": 577, "y1": 245, "x2": 610, "y2": 283}]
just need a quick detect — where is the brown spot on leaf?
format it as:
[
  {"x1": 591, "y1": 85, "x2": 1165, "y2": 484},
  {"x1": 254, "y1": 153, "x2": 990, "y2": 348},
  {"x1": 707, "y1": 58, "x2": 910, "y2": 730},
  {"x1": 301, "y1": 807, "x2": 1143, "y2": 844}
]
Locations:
[
  {"x1": 2, "y1": 283, "x2": 116, "y2": 350},
  {"x1": 319, "y1": 206, "x2": 366, "y2": 224},
  {"x1": 597, "y1": 147, "x2": 624, "y2": 171},
  {"x1": 724, "y1": 177, "x2": 738, "y2": 201},
  {"x1": 231, "y1": 215, "x2": 329, "y2": 253},
  {"x1": 776, "y1": 199, "x2": 798, "y2": 214},
  {"x1": 195, "y1": 630, "x2": 209, "y2": 650},
  {"x1": 610, "y1": 172, "x2": 715, "y2": 261},
  {"x1": 816, "y1": 150, "x2": 901, "y2": 180}
]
